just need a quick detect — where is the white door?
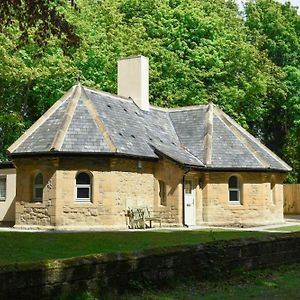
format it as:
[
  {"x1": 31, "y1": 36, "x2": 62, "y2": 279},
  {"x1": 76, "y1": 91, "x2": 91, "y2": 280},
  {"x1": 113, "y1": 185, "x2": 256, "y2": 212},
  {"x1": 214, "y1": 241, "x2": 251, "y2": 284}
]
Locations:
[{"x1": 184, "y1": 179, "x2": 196, "y2": 226}]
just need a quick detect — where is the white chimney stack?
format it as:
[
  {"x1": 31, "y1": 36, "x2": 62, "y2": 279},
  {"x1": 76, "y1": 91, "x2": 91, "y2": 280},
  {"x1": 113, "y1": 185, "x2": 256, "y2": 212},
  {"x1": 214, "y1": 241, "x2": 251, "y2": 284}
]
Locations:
[{"x1": 118, "y1": 55, "x2": 149, "y2": 111}]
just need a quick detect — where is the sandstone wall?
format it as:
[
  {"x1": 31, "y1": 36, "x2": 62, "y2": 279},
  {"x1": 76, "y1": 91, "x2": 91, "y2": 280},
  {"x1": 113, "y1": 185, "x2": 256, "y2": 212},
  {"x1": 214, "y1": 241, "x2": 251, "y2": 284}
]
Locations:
[
  {"x1": 0, "y1": 168, "x2": 16, "y2": 222},
  {"x1": 14, "y1": 156, "x2": 184, "y2": 228},
  {"x1": 12, "y1": 156, "x2": 285, "y2": 228},
  {"x1": 14, "y1": 158, "x2": 57, "y2": 227},
  {"x1": 56, "y1": 157, "x2": 184, "y2": 227},
  {"x1": 202, "y1": 172, "x2": 285, "y2": 226},
  {"x1": 56, "y1": 158, "x2": 155, "y2": 227},
  {"x1": 153, "y1": 159, "x2": 184, "y2": 225}
]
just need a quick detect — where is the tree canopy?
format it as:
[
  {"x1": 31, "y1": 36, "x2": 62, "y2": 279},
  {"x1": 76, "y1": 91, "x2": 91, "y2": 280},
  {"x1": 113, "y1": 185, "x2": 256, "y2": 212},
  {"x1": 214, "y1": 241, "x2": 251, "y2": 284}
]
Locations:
[{"x1": 0, "y1": 0, "x2": 299, "y2": 181}]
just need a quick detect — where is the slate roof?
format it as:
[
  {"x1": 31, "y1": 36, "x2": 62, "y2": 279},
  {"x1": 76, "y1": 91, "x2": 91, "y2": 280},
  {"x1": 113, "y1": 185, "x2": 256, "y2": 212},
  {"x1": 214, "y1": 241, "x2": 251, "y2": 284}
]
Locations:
[{"x1": 8, "y1": 84, "x2": 291, "y2": 172}]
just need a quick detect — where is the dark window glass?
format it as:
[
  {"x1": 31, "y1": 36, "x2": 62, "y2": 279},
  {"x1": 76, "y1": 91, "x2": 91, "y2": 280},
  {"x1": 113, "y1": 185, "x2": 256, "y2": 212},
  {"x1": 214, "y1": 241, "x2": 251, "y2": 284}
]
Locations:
[
  {"x1": 228, "y1": 176, "x2": 240, "y2": 202},
  {"x1": 33, "y1": 173, "x2": 43, "y2": 201},
  {"x1": 35, "y1": 187, "x2": 43, "y2": 199},
  {"x1": 159, "y1": 181, "x2": 166, "y2": 206},
  {"x1": 229, "y1": 176, "x2": 238, "y2": 188},
  {"x1": 77, "y1": 188, "x2": 90, "y2": 199},
  {"x1": 229, "y1": 191, "x2": 238, "y2": 202},
  {"x1": 76, "y1": 173, "x2": 90, "y2": 184},
  {"x1": 35, "y1": 173, "x2": 43, "y2": 185},
  {"x1": 0, "y1": 177, "x2": 6, "y2": 200}
]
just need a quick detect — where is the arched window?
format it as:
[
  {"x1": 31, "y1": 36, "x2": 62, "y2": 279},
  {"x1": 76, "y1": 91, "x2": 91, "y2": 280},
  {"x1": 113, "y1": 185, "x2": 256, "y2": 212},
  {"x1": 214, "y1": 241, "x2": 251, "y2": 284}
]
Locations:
[
  {"x1": 75, "y1": 172, "x2": 92, "y2": 202},
  {"x1": 33, "y1": 173, "x2": 43, "y2": 202},
  {"x1": 228, "y1": 176, "x2": 241, "y2": 203}
]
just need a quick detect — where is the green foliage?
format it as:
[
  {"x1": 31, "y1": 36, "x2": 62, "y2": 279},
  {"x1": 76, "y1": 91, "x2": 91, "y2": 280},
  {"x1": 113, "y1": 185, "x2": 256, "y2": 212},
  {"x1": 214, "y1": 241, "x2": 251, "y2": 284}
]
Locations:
[
  {"x1": 245, "y1": 0, "x2": 300, "y2": 181},
  {"x1": 0, "y1": 0, "x2": 299, "y2": 181},
  {"x1": 0, "y1": 111, "x2": 24, "y2": 160},
  {"x1": 0, "y1": 0, "x2": 80, "y2": 47}
]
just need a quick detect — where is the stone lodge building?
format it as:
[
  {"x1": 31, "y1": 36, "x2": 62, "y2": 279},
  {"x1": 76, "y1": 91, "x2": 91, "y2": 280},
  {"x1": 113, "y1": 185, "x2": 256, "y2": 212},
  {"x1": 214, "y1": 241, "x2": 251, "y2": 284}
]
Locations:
[
  {"x1": 7, "y1": 56, "x2": 291, "y2": 229},
  {"x1": 0, "y1": 161, "x2": 16, "y2": 225}
]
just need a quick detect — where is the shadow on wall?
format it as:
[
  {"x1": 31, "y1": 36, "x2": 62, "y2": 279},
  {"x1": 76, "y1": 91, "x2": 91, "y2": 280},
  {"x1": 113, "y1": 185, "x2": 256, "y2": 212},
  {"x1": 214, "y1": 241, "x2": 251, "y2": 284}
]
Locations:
[{"x1": 0, "y1": 196, "x2": 15, "y2": 227}]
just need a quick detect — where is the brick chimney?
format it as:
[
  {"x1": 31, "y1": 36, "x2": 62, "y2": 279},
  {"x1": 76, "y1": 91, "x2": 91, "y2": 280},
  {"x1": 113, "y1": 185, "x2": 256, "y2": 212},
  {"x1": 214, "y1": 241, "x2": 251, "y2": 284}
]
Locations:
[{"x1": 118, "y1": 55, "x2": 149, "y2": 111}]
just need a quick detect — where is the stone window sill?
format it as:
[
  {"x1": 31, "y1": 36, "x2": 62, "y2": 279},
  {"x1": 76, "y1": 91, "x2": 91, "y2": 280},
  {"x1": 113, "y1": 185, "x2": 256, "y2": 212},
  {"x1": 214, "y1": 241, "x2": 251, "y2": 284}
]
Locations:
[
  {"x1": 73, "y1": 202, "x2": 94, "y2": 208},
  {"x1": 228, "y1": 202, "x2": 244, "y2": 209}
]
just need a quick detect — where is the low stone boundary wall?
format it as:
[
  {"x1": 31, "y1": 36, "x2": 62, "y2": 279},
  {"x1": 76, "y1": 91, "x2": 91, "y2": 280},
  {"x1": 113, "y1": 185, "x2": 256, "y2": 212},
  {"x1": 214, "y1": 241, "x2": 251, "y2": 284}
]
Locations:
[{"x1": 1, "y1": 234, "x2": 300, "y2": 299}]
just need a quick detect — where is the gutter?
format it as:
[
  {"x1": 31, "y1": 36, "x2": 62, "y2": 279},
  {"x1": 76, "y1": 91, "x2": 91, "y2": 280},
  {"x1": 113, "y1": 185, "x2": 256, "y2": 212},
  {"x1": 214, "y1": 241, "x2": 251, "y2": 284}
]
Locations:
[
  {"x1": 7, "y1": 151, "x2": 290, "y2": 173},
  {"x1": 7, "y1": 151, "x2": 159, "y2": 162}
]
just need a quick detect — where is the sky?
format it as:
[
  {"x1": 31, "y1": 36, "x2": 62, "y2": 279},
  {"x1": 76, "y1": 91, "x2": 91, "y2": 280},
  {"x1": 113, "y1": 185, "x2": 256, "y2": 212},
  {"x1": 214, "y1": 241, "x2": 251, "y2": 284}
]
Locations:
[{"x1": 237, "y1": 0, "x2": 300, "y2": 13}]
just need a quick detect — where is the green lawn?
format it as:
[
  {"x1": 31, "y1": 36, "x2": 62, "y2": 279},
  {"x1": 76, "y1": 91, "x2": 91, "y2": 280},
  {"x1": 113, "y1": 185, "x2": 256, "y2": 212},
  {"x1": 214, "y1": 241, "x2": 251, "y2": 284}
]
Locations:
[
  {"x1": 122, "y1": 263, "x2": 300, "y2": 300},
  {"x1": 269, "y1": 225, "x2": 300, "y2": 232},
  {"x1": 0, "y1": 229, "x2": 271, "y2": 265}
]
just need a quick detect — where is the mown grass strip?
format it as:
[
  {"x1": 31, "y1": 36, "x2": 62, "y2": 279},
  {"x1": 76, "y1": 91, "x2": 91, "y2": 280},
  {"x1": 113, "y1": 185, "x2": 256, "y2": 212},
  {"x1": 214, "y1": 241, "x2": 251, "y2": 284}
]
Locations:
[{"x1": 0, "y1": 229, "x2": 271, "y2": 265}]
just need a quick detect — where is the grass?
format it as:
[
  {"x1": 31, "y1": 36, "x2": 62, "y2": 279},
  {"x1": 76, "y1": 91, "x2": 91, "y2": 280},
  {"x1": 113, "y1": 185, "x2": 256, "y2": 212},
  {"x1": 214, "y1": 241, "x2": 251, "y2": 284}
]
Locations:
[
  {"x1": 60, "y1": 263, "x2": 300, "y2": 300},
  {"x1": 269, "y1": 225, "x2": 300, "y2": 232},
  {"x1": 0, "y1": 229, "x2": 271, "y2": 265},
  {"x1": 121, "y1": 263, "x2": 300, "y2": 300}
]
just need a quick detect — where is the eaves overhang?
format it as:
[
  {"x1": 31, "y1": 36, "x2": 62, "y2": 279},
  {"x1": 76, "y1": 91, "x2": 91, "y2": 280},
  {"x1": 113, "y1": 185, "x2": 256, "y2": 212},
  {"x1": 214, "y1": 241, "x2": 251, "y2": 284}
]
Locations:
[
  {"x1": 0, "y1": 161, "x2": 14, "y2": 169},
  {"x1": 7, "y1": 151, "x2": 159, "y2": 162}
]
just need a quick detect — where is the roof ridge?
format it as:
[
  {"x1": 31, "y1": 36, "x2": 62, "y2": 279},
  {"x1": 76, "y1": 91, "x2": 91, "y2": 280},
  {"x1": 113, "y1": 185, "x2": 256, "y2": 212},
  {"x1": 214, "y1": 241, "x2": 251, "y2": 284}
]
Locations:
[
  {"x1": 81, "y1": 87, "x2": 118, "y2": 153},
  {"x1": 214, "y1": 106, "x2": 292, "y2": 171},
  {"x1": 203, "y1": 102, "x2": 213, "y2": 166},
  {"x1": 8, "y1": 85, "x2": 77, "y2": 154},
  {"x1": 84, "y1": 86, "x2": 134, "y2": 104},
  {"x1": 163, "y1": 105, "x2": 207, "y2": 112},
  {"x1": 50, "y1": 84, "x2": 82, "y2": 151},
  {"x1": 85, "y1": 85, "x2": 208, "y2": 112}
]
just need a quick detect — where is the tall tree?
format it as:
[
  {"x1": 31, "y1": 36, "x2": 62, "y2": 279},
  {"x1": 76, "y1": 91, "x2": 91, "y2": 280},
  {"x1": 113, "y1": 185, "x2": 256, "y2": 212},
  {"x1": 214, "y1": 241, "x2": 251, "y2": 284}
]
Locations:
[
  {"x1": 0, "y1": 0, "x2": 80, "y2": 48},
  {"x1": 0, "y1": 0, "x2": 298, "y2": 183},
  {"x1": 245, "y1": 0, "x2": 300, "y2": 181}
]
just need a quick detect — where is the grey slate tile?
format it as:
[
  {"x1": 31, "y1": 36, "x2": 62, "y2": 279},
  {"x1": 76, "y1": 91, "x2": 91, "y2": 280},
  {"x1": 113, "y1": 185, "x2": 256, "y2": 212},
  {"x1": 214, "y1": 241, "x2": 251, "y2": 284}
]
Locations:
[{"x1": 11, "y1": 85, "x2": 290, "y2": 172}]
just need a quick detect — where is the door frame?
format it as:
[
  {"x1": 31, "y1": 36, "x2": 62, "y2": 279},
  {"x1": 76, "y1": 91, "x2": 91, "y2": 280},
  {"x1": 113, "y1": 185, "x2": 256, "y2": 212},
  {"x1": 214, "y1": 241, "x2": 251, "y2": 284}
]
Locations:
[{"x1": 183, "y1": 176, "x2": 196, "y2": 226}]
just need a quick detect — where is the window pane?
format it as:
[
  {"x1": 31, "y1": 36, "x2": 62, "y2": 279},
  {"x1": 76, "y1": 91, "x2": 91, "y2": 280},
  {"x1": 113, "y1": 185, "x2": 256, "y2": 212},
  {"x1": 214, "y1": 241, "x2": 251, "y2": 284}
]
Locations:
[
  {"x1": 229, "y1": 191, "x2": 238, "y2": 202},
  {"x1": 0, "y1": 177, "x2": 6, "y2": 200},
  {"x1": 35, "y1": 187, "x2": 43, "y2": 199},
  {"x1": 77, "y1": 188, "x2": 90, "y2": 199},
  {"x1": 185, "y1": 181, "x2": 192, "y2": 194},
  {"x1": 76, "y1": 173, "x2": 90, "y2": 184},
  {"x1": 159, "y1": 181, "x2": 166, "y2": 206},
  {"x1": 229, "y1": 176, "x2": 238, "y2": 188},
  {"x1": 35, "y1": 173, "x2": 43, "y2": 185}
]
